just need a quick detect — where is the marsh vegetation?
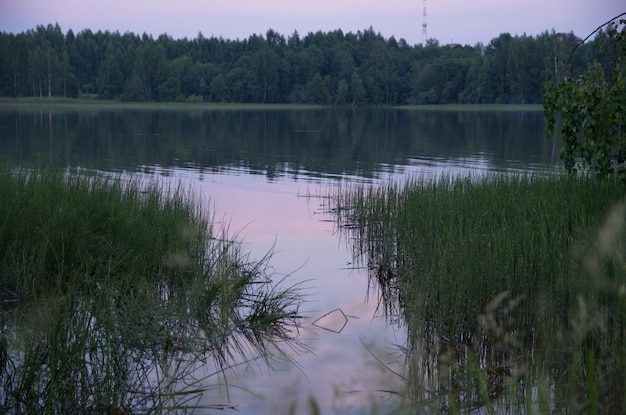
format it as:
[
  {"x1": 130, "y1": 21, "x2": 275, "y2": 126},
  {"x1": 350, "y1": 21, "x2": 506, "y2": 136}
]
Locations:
[
  {"x1": 0, "y1": 104, "x2": 583, "y2": 413},
  {"x1": 329, "y1": 174, "x2": 626, "y2": 413},
  {"x1": 0, "y1": 168, "x2": 304, "y2": 413}
]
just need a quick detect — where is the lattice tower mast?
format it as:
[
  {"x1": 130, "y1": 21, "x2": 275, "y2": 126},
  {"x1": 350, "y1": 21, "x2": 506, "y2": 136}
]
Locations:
[
  {"x1": 422, "y1": 0, "x2": 428, "y2": 43},
  {"x1": 422, "y1": 0, "x2": 428, "y2": 46}
]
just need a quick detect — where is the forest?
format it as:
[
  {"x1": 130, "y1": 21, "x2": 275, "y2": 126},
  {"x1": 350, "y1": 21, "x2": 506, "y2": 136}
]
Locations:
[{"x1": 0, "y1": 23, "x2": 609, "y2": 105}]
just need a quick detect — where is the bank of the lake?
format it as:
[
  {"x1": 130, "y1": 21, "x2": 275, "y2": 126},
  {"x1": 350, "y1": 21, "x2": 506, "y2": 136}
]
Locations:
[
  {"x1": 0, "y1": 97, "x2": 543, "y2": 112},
  {"x1": 0, "y1": 97, "x2": 326, "y2": 111},
  {"x1": 331, "y1": 174, "x2": 626, "y2": 413}
]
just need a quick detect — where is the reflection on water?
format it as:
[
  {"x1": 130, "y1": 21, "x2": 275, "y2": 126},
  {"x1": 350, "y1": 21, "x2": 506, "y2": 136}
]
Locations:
[
  {"x1": 172, "y1": 172, "x2": 409, "y2": 413},
  {"x1": 0, "y1": 106, "x2": 561, "y2": 413},
  {"x1": 0, "y1": 106, "x2": 559, "y2": 179}
]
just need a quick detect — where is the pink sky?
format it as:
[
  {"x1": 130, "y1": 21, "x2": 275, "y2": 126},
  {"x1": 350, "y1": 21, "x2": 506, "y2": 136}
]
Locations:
[{"x1": 0, "y1": 0, "x2": 624, "y2": 45}]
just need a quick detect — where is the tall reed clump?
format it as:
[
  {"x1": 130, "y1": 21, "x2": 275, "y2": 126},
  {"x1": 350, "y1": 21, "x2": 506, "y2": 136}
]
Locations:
[
  {"x1": 330, "y1": 174, "x2": 626, "y2": 413},
  {"x1": 0, "y1": 168, "x2": 304, "y2": 414}
]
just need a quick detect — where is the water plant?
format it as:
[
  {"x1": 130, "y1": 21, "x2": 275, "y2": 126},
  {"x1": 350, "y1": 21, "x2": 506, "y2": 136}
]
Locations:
[
  {"x1": 329, "y1": 173, "x2": 626, "y2": 413},
  {"x1": 0, "y1": 167, "x2": 305, "y2": 413}
]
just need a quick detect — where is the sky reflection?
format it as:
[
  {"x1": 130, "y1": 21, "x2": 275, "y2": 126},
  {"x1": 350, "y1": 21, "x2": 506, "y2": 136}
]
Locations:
[
  {"x1": 120, "y1": 143, "x2": 562, "y2": 413},
  {"x1": 130, "y1": 167, "x2": 406, "y2": 414}
]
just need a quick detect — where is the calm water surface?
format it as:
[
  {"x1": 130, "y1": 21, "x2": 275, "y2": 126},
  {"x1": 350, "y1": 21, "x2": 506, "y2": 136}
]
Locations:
[{"x1": 0, "y1": 106, "x2": 561, "y2": 413}]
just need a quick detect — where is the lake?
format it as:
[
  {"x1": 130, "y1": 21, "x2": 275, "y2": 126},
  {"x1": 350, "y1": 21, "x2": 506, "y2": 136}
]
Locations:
[{"x1": 0, "y1": 104, "x2": 561, "y2": 413}]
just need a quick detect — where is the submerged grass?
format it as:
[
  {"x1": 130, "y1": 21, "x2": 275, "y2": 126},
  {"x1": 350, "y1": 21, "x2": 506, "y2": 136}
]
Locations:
[
  {"x1": 330, "y1": 174, "x2": 626, "y2": 413},
  {"x1": 0, "y1": 167, "x2": 305, "y2": 414}
]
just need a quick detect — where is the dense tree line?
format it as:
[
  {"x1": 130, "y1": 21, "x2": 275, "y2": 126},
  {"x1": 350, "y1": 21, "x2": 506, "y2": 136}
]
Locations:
[{"x1": 0, "y1": 23, "x2": 607, "y2": 105}]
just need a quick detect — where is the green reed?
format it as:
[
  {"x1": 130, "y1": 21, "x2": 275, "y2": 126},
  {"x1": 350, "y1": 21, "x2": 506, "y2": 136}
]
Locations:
[
  {"x1": 0, "y1": 167, "x2": 304, "y2": 414},
  {"x1": 330, "y1": 174, "x2": 626, "y2": 413}
]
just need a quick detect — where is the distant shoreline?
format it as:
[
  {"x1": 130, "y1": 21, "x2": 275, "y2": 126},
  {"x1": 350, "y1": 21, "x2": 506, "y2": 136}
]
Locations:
[{"x1": 0, "y1": 98, "x2": 543, "y2": 112}]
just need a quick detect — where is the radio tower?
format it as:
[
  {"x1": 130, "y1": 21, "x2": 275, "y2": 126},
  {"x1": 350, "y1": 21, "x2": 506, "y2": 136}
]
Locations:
[{"x1": 422, "y1": 0, "x2": 428, "y2": 44}]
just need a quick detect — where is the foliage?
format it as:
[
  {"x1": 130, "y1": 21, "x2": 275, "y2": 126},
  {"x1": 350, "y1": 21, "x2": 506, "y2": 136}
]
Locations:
[
  {"x1": 0, "y1": 23, "x2": 608, "y2": 105},
  {"x1": 543, "y1": 15, "x2": 626, "y2": 180}
]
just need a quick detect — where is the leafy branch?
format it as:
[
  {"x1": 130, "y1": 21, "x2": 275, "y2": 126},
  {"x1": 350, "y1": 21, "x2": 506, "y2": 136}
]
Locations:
[{"x1": 543, "y1": 14, "x2": 626, "y2": 181}]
